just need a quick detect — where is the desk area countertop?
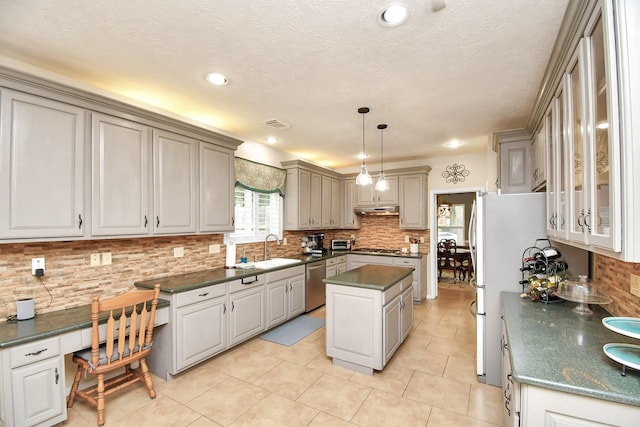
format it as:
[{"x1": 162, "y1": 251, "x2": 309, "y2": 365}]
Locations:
[
  {"x1": 0, "y1": 299, "x2": 170, "y2": 349},
  {"x1": 323, "y1": 264, "x2": 414, "y2": 291}
]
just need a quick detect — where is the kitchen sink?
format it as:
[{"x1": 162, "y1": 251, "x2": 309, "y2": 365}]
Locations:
[{"x1": 245, "y1": 258, "x2": 302, "y2": 269}]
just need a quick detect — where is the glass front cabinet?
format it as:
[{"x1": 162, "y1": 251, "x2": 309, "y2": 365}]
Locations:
[{"x1": 543, "y1": 0, "x2": 640, "y2": 260}]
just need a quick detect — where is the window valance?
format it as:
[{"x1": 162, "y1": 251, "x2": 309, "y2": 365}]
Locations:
[{"x1": 234, "y1": 157, "x2": 286, "y2": 196}]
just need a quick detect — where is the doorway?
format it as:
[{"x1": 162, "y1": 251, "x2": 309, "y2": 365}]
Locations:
[{"x1": 428, "y1": 188, "x2": 482, "y2": 299}]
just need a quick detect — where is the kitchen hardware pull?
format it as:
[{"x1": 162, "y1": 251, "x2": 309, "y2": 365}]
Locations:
[
  {"x1": 223, "y1": 303, "x2": 226, "y2": 314},
  {"x1": 231, "y1": 301, "x2": 235, "y2": 311},
  {"x1": 504, "y1": 396, "x2": 511, "y2": 416},
  {"x1": 25, "y1": 348, "x2": 48, "y2": 357},
  {"x1": 584, "y1": 208, "x2": 592, "y2": 232},
  {"x1": 78, "y1": 214, "x2": 83, "y2": 229},
  {"x1": 55, "y1": 368, "x2": 59, "y2": 384},
  {"x1": 198, "y1": 292, "x2": 210, "y2": 297},
  {"x1": 241, "y1": 276, "x2": 258, "y2": 285},
  {"x1": 156, "y1": 216, "x2": 160, "y2": 227},
  {"x1": 144, "y1": 215, "x2": 148, "y2": 227}
]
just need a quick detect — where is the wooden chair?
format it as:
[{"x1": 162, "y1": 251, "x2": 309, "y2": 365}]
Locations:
[
  {"x1": 67, "y1": 284, "x2": 160, "y2": 426},
  {"x1": 438, "y1": 239, "x2": 462, "y2": 282}
]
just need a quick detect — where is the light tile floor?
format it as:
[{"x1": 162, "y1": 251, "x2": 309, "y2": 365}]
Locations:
[{"x1": 59, "y1": 285, "x2": 502, "y2": 426}]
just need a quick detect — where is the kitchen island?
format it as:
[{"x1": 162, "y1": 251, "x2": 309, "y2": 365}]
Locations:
[
  {"x1": 324, "y1": 264, "x2": 414, "y2": 375},
  {"x1": 501, "y1": 291, "x2": 640, "y2": 426}
]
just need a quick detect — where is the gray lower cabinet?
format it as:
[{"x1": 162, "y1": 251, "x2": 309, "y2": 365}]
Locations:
[
  {"x1": 0, "y1": 337, "x2": 66, "y2": 427},
  {"x1": 228, "y1": 277, "x2": 266, "y2": 346},
  {"x1": 265, "y1": 265, "x2": 305, "y2": 328},
  {"x1": 0, "y1": 89, "x2": 86, "y2": 239}
]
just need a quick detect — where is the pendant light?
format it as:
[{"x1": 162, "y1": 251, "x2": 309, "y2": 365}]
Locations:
[
  {"x1": 375, "y1": 123, "x2": 390, "y2": 191},
  {"x1": 355, "y1": 107, "x2": 373, "y2": 186}
]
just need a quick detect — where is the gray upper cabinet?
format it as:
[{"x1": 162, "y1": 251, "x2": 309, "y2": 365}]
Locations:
[
  {"x1": 399, "y1": 173, "x2": 428, "y2": 230},
  {"x1": 0, "y1": 89, "x2": 86, "y2": 239},
  {"x1": 340, "y1": 179, "x2": 360, "y2": 229},
  {"x1": 355, "y1": 176, "x2": 399, "y2": 207},
  {"x1": 91, "y1": 113, "x2": 152, "y2": 236},
  {"x1": 199, "y1": 142, "x2": 235, "y2": 232},
  {"x1": 321, "y1": 175, "x2": 340, "y2": 228},
  {"x1": 153, "y1": 129, "x2": 198, "y2": 234},
  {"x1": 495, "y1": 129, "x2": 531, "y2": 194}
]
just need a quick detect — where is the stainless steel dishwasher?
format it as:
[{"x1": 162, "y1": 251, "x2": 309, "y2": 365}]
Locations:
[{"x1": 305, "y1": 259, "x2": 326, "y2": 312}]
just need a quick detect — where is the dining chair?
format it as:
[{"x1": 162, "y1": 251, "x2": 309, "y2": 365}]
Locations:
[
  {"x1": 438, "y1": 239, "x2": 462, "y2": 282},
  {"x1": 67, "y1": 284, "x2": 161, "y2": 426}
]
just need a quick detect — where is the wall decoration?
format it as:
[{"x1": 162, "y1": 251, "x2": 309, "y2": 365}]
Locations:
[{"x1": 441, "y1": 163, "x2": 470, "y2": 184}]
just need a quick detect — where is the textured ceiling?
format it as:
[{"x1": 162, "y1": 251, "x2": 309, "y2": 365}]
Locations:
[{"x1": 0, "y1": 0, "x2": 569, "y2": 169}]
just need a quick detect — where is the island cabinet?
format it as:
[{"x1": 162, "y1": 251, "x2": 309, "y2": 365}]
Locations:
[
  {"x1": 265, "y1": 265, "x2": 305, "y2": 329},
  {"x1": 325, "y1": 265, "x2": 414, "y2": 375},
  {"x1": 0, "y1": 89, "x2": 86, "y2": 240}
]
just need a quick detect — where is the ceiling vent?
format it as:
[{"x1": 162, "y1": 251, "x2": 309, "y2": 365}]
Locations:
[{"x1": 264, "y1": 119, "x2": 290, "y2": 129}]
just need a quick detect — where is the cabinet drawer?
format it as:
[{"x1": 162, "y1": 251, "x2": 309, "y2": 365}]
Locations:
[
  {"x1": 228, "y1": 274, "x2": 265, "y2": 294},
  {"x1": 382, "y1": 282, "x2": 401, "y2": 305},
  {"x1": 175, "y1": 283, "x2": 227, "y2": 308},
  {"x1": 392, "y1": 257, "x2": 418, "y2": 267},
  {"x1": 266, "y1": 265, "x2": 305, "y2": 282},
  {"x1": 10, "y1": 337, "x2": 60, "y2": 368}
]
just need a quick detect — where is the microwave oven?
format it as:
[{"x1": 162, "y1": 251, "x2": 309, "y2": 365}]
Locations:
[{"x1": 331, "y1": 239, "x2": 350, "y2": 251}]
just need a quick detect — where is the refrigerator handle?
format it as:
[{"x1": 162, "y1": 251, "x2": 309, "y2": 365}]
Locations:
[{"x1": 468, "y1": 199, "x2": 477, "y2": 288}]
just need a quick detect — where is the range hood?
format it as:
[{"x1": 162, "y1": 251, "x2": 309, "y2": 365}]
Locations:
[{"x1": 354, "y1": 206, "x2": 400, "y2": 216}]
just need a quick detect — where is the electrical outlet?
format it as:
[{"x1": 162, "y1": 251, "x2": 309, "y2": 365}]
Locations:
[
  {"x1": 102, "y1": 252, "x2": 112, "y2": 265},
  {"x1": 90, "y1": 253, "x2": 101, "y2": 266},
  {"x1": 420, "y1": 236, "x2": 425, "y2": 243},
  {"x1": 631, "y1": 274, "x2": 640, "y2": 297},
  {"x1": 209, "y1": 244, "x2": 221, "y2": 254},
  {"x1": 282, "y1": 238, "x2": 288, "y2": 245},
  {"x1": 174, "y1": 247, "x2": 184, "y2": 258},
  {"x1": 350, "y1": 234, "x2": 355, "y2": 239},
  {"x1": 31, "y1": 257, "x2": 45, "y2": 275},
  {"x1": 404, "y1": 235, "x2": 410, "y2": 243}
]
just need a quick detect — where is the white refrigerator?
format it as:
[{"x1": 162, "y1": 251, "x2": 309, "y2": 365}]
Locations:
[{"x1": 469, "y1": 192, "x2": 546, "y2": 386}]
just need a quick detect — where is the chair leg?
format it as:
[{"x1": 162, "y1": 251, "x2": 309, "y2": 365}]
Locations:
[
  {"x1": 97, "y1": 373, "x2": 105, "y2": 427},
  {"x1": 139, "y1": 358, "x2": 156, "y2": 399},
  {"x1": 67, "y1": 364, "x2": 83, "y2": 408}
]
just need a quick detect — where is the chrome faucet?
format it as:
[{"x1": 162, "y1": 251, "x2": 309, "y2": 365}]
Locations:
[{"x1": 264, "y1": 234, "x2": 280, "y2": 260}]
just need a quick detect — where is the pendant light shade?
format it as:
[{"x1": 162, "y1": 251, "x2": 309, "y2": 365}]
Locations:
[
  {"x1": 375, "y1": 123, "x2": 390, "y2": 191},
  {"x1": 355, "y1": 107, "x2": 373, "y2": 186}
]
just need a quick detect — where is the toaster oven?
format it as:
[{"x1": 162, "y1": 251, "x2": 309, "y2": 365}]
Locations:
[{"x1": 331, "y1": 239, "x2": 350, "y2": 251}]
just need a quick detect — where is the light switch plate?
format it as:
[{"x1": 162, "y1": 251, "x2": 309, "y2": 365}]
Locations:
[
  {"x1": 631, "y1": 274, "x2": 640, "y2": 297},
  {"x1": 404, "y1": 235, "x2": 410, "y2": 243},
  {"x1": 174, "y1": 247, "x2": 184, "y2": 258},
  {"x1": 420, "y1": 236, "x2": 425, "y2": 243},
  {"x1": 90, "y1": 254, "x2": 101, "y2": 266},
  {"x1": 102, "y1": 252, "x2": 112, "y2": 265},
  {"x1": 209, "y1": 244, "x2": 221, "y2": 254}
]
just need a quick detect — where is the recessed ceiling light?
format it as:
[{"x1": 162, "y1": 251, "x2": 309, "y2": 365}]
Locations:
[
  {"x1": 356, "y1": 153, "x2": 369, "y2": 160},
  {"x1": 378, "y1": 3, "x2": 409, "y2": 27},
  {"x1": 447, "y1": 139, "x2": 462, "y2": 148},
  {"x1": 205, "y1": 72, "x2": 229, "y2": 86},
  {"x1": 266, "y1": 136, "x2": 278, "y2": 144}
]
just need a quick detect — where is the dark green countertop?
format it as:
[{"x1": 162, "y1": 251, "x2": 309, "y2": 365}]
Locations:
[
  {"x1": 0, "y1": 299, "x2": 170, "y2": 349},
  {"x1": 323, "y1": 265, "x2": 414, "y2": 291},
  {"x1": 502, "y1": 292, "x2": 640, "y2": 407},
  {"x1": 135, "y1": 251, "x2": 425, "y2": 294}
]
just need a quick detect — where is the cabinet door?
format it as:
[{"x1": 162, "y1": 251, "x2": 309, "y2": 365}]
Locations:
[
  {"x1": 153, "y1": 129, "x2": 197, "y2": 234},
  {"x1": 176, "y1": 296, "x2": 227, "y2": 371},
  {"x1": 288, "y1": 275, "x2": 306, "y2": 318},
  {"x1": 92, "y1": 113, "x2": 151, "y2": 236},
  {"x1": 309, "y1": 172, "x2": 322, "y2": 227},
  {"x1": 499, "y1": 139, "x2": 531, "y2": 194},
  {"x1": 400, "y1": 287, "x2": 413, "y2": 342},
  {"x1": 0, "y1": 90, "x2": 85, "y2": 239},
  {"x1": 356, "y1": 183, "x2": 376, "y2": 206},
  {"x1": 321, "y1": 175, "x2": 333, "y2": 228},
  {"x1": 200, "y1": 142, "x2": 234, "y2": 232},
  {"x1": 336, "y1": 262, "x2": 347, "y2": 274},
  {"x1": 340, "y1": 179, "x2": 360, "y2": 229},
  {"x1": 399, "y1": 174, "x2": 427, "y2": 229},
  {"x1": 378, "y1": 176, "x2": 399, "y2": 205},
  {"x1": 12, "y1": 356, "x2": 66, "y2": 427},
  {"x1": 383, "y1": 296, "x2": 401, "y2": 365},
  {"x1": 266, "y1": 279, "x2": 287, "y2": 328},
  {"x1": 298, "y1": 169, "x2": 312, "y2": 228},
  {"x1": 545, "y1": 99, "x2": 560, "y2": 237},
  {"x1": 330, "y1": 177, "x2": 340, "y2": 227},
  {"x1": 229, "y1": 287, "x2": 265, "y2": 346},
  {"x1": 583, "y1": 6, "x2": 620, "y2": 251}
]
